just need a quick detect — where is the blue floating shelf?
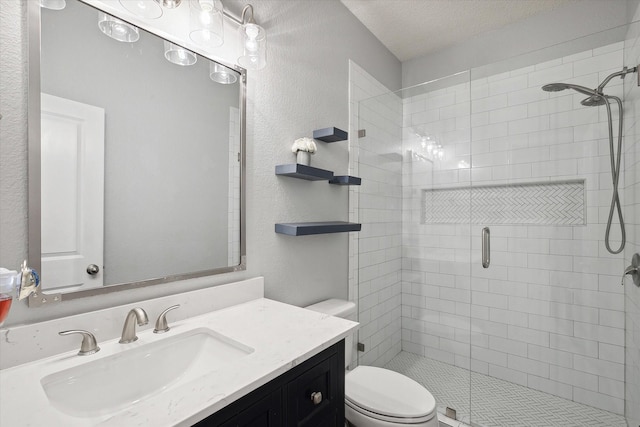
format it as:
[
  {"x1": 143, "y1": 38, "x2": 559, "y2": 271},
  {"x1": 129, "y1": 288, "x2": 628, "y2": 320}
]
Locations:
[
  {"x1": 275, "y1": 164, "x2": 334, "y2": 181},
  {"x1": 275, "y1": 221, "x2": 362, "y2": 236},
  {"x1": 329, "y1": 175, "x2": 361, "y2": 186},
  {"x1": 313, "y1": 127, "x2": 348, "y2": 143}
]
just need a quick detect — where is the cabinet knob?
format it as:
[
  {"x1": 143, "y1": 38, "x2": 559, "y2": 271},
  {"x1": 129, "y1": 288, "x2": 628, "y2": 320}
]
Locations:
[{"x1": 310, "y1": 391, "x2": 322, "y2": 405}]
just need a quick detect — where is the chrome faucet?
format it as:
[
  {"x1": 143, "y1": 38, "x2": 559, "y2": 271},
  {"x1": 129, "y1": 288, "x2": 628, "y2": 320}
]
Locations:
[{"x1": 119, "y1": 307, "x2": 149, "y2": 344}]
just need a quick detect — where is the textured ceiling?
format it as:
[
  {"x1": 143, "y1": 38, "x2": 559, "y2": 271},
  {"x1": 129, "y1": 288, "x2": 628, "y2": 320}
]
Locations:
[{"x1": 340, "y1": 0, "x2": 574, "y2": 62}]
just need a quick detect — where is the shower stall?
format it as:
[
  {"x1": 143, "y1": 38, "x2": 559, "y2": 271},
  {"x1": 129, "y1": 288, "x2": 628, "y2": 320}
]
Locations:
[{"x1": 349, "y1": 18, "x2": 640, "y2": 427}]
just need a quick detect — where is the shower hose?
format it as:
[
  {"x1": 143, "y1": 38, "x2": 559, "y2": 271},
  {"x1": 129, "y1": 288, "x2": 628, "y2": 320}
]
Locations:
[{"x1": 603, "y1": 95, "x2": 625, "y2": 254}]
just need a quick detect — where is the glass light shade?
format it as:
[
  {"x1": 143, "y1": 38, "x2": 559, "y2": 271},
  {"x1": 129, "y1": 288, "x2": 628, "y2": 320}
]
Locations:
[
  {"x1": 209, "y1": 62, "x2": 238, "y2": 84},
  {"x1": 189, "y1": 0, "x2": 224, "y2": 48},
  {"x1": 154, "y1": 0, "x2": 182, "y2": 7},
  {"x1": 120, "y1": 0, "x2": 163, "y2": 19},
  {"x1": 40, "y1": 0, "x2": 66, "y2": 10},
  {"x1": 238, "y1": 23, "x2": 266, "y2": 70},
  {"x1": 164, "y1": 42, "x2": 197, "y2": 66},
  {"x1": 98, "y1": 13, "x2": 140, "y2": 43}
]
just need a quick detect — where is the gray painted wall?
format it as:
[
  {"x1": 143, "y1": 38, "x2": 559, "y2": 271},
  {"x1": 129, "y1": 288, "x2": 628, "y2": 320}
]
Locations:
[
  {"x1": 41, "y1": 0, "x2": 238, "y2": 285},
  {"x1": 0, "y1": 0, "x2": 401, "y2": 326},
  {"x1": 402, "y1": 0, "x2": 632, "y2": 87}
]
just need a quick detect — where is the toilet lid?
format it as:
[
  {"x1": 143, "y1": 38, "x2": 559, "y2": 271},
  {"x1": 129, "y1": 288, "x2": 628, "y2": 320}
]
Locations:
[{"x1": 345, "y1": 366, "x2": 436, "y2": 420}]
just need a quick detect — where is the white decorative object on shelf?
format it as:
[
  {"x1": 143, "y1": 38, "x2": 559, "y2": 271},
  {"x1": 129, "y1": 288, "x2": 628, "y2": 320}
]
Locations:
[{"x1": 291, "y1": 137, "x2": 317, "y2": 166}]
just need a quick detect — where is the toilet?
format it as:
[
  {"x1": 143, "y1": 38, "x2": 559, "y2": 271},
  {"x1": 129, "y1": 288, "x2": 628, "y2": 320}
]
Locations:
[{"x1": 305, "y1": 299, "x2": 438, "y2": 427}]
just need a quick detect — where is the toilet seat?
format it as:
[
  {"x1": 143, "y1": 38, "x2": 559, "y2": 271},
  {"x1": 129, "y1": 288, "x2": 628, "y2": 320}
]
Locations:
[{"x1": 345, "y1": 366, "x2": 436, "y2": 424}]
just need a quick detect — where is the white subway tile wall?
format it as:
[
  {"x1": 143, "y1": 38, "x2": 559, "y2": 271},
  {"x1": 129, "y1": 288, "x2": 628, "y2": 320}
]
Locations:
[
  {"x1": 349, "y1": 61, "x2": 403, "y2": 368},
  {"x1": 402, "y1": 43, "x2": 628, "y2": 415},
  {"x1": 623, "y1": 14, "x2": 640, "y2": 427}
]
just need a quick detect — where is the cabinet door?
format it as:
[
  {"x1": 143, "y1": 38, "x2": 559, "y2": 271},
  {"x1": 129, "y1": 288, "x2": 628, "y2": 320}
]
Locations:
[
  {"x1": 195, "y1": 391, "x2": 282, "y2": 427},
  {"x1": 235, "y1": 391, "x2": 282, "y2": 427},
  {"x1": 286, "y1": 353, "x2": 341, "y2": 427}
]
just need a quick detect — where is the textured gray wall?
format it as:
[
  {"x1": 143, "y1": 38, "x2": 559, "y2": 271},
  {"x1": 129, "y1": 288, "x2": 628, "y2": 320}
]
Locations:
[
  {"x1": 402, "y1": 0, "x2": 632, "y2": 87},
  {"x1": 0, "y1": 0, "x2": 401, "y2": 326}
]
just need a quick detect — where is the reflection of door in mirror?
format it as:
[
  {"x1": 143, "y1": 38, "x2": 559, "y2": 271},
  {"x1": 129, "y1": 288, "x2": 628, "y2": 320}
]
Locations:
[{"x1": 41, "y1": 93, "x2": 104, "y2": 293}]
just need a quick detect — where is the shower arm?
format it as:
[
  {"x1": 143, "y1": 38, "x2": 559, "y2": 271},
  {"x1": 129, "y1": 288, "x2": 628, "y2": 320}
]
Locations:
[{"x1": 596, "y1": 66, "x2": 638, "y2": 94}]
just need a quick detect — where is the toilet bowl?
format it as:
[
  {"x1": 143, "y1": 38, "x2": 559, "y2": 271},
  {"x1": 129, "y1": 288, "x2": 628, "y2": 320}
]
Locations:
[{"x1": 305, "y1": 299, "x2": 438, "y2": 427}]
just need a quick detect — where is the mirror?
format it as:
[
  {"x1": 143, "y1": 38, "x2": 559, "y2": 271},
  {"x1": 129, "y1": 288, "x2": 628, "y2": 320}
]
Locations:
[{"x1": 28, "y1": 0, "x2": 246, "y2": 305}]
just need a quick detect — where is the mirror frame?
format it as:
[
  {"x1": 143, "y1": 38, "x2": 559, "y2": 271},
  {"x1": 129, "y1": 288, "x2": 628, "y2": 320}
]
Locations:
[{"x1": 27, "y1": 0, "x2": 247, "y2": 307}]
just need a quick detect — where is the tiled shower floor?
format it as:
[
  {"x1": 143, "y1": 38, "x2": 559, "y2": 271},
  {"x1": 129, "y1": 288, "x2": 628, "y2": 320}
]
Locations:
[{"x1": 384, "y1": 352, "x2": 626, "y2": 427}]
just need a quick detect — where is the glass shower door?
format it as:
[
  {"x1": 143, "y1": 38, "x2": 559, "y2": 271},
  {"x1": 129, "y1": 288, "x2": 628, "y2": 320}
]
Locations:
[
  {"x1": 355, "y1": 71, "x2": 473, "y2": 423},
  {"x1": 468, "y1": 32, "x2": 628, "y2": 426}
]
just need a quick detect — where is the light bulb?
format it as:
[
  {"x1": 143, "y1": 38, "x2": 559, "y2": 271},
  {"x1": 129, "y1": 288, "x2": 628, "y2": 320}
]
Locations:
[
  {"x1": 238, "y1": 22, "x2": 266, "y2": 70},
  {"x1": 199, "y1": 0, "x2": 214, "y2": 11},
  {"x1": 245, "y1": 40, "x2": 258, "y2": 52},
  {"x1": 245, "y1": 25, "x2": 260, "y2": 39},
  {"x1": 200, "y1": 10, "x2": 212, "y2": 25}
]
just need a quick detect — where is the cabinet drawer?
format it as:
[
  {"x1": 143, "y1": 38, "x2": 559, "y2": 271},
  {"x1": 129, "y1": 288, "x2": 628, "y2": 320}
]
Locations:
[{"x1": 286, "y1": 352, "x2": 340, "y2": 426}]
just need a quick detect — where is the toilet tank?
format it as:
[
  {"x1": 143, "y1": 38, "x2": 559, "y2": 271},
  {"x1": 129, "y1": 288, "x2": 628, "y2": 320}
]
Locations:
[{"x1": 305, "y1": 299, "x2": 356, "y2": 368}]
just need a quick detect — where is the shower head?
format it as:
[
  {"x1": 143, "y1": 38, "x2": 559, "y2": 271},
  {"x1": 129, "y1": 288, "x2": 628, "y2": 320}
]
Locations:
[
  {"x1": 541, "y1": 83, "x2": 569, "y2": 92},
  {"x1": 580, "y1": 95, "x2": 608, "y2": 107},
  {"x1": 541, "y1": 82, "x2": 599, "y2": 97}
]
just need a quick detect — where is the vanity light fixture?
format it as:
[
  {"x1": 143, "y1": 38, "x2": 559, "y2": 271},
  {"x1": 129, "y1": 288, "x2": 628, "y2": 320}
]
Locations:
[
  {"x1": 98, "y1": 12, "x2": 140, "y2": 43},
  {"x1": 39, "y1": 0, "x2": 66, "y2": 10},
  {"x1": 119, "y1": 0, "x2": 163, "y2": 19},
  {"x1": 125, "y1": 0, "x2": 267, "y2": 70},
  {"x1": 237, "y1": 5, "x2": 266, "y2": 70},
  {"x1": 189, "y1": 0, "x2": 224, "y2": 48},
  {"x1": 164, "y1": 41, "x2": 197, "y2": 66},
  {"x1": 209, "y1": 62, "x2": 237, "y2": 84}
]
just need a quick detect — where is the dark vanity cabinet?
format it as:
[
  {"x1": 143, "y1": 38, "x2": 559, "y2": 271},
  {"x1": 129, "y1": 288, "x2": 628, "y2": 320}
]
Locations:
[{"x1": 193, "y1": 340, "x2": 345, "y2": 427}]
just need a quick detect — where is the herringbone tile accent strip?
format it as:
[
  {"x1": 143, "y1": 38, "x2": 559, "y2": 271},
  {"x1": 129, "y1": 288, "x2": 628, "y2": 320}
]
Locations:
[
  {"x1": 385, "y1": 352, "x2": 625, "y2": 427},
  {"x1": 422, "y1": 181, "x2": 585, "y2": 225}
]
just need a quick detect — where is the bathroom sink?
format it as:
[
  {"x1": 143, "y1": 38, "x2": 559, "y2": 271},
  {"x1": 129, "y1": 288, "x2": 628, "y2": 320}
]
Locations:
[{"x1": 40, "y1": 327, "x2": 254, "y2": 418}]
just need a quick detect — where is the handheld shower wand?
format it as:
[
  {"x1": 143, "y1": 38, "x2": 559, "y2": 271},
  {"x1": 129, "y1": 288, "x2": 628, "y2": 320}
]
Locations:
[{"x1": 542, "y1": 65, "x2": 638, "y2": 254}]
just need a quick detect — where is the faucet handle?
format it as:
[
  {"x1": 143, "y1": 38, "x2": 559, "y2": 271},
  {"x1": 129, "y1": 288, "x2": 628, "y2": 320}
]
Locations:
[
  {"x1": 153, "y1": 304, "x2": 180, "y2": 334},
  {"x1": 622, "y1": 253, "x2": 640, "y2": 287},
  {"x1": 59, "y1": 330, "x2": 100, "y2": 356}
]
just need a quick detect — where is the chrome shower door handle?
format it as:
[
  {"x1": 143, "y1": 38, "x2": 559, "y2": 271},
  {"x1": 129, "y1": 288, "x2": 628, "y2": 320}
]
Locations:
[{"x1": 482, "y1": 227, "x2": 490, "y2": 268}]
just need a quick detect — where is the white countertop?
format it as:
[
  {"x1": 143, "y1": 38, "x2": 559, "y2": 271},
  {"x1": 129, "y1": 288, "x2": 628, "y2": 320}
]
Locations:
[{"x1": 0, "y1": 298, "x2": 358, "y2": 427}]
